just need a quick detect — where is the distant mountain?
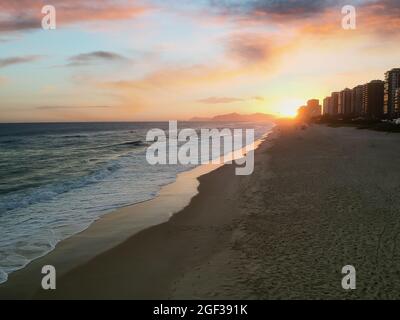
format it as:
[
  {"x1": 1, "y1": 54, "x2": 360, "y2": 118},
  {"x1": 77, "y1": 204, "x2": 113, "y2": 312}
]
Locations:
[{"x1": 189, "y1": 113, "x2": 275, "y2": 122}]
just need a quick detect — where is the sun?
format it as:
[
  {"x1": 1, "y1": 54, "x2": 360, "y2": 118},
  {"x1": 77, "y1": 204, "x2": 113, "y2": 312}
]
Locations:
[{"x1": 275, "y1": 98, "x2": 304, "y2": 118}]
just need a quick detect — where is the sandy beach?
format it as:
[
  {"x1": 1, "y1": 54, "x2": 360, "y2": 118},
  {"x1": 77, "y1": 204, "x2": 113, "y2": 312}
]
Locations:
[{"x1": 2, "y1": 122, "x2": 400, "y2": 299}]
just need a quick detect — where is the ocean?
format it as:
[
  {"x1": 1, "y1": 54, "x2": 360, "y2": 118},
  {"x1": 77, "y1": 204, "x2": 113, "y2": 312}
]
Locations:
[{"x1": 0, "y1": 121, "x2": 274, "y2": 284}]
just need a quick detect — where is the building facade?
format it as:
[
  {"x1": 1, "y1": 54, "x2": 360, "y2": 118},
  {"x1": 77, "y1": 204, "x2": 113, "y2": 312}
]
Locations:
[
  {"x1": 395, "y1": 88, "x2": 400, "y2": 115},
  {"x1": 307, "y1": 99, "x2": 322, "y2": 117},
  {"x1": 323, "y1": 97, "x2": 332, "y2": 115},
  {"x1": 384, "y1": 68, "x2": 400, "y2": 116},
  {"x1": 298, "y1": 100, "x2": 321, "y2": 120},
  {"x1": 363, "y1": 80, "x2": 385, "y2": 118},
  {"x1": 339, "y1": 88, "x2": 352, "y2": 115},
  {"x1": 330, "y1": 92, "x2": 339, "y2": 115},
  {"x1": 351, "y1": 85, "x2": 364, "y2": 116}
]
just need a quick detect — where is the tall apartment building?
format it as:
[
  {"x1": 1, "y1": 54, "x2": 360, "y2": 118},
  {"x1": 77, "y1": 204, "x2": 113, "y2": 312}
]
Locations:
[
  {"x1": 338, "y1": 88, "x2": 352, "y2": 115},
  {"x1": 331, "y1": 92, "x2": 339, "y2": 115},
  {"x1": 323, "y1": 96, "x2": 332, "y2": 115},
  {"x1": 298, "y1": 99, "x2": 322, "y2": 120},
  {"x1": 307, "y1": 99, "x2": 322, "y2": 117},
  {"x1": 363, "y1": 80, "x2": 385, "y2": 118},
  {"x1": 395, "y1": 88, "x2": 400, "y2": 115},
  {"x1": 351, "y1": 85, "x2": 364, "y2": 116},
  {"x1": 384, "y1": 68, "x2": 400, "y2": 116}
]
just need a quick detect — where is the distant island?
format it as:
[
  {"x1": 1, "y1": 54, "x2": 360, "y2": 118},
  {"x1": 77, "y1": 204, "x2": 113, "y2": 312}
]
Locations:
[{"x1": 189, "y1": 112, "x2": 276, "y2": 122}]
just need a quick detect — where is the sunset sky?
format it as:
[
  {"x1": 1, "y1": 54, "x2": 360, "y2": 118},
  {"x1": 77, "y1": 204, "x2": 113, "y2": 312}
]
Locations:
[{"x1": 1, "y1": 0, "x2": 400, "y2": 122}]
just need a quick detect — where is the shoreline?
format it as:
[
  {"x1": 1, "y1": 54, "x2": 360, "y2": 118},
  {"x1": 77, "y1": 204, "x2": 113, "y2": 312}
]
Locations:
[
  {"x1": 3, "y1": 121, "x2": 400, "y2": 299},
  {"x1": 0, "y1": 154, "x2": 223, "y2": 299},
  {"x1": 38, "y1": 129, "x2": 280, "y2": 300},
  {"x1": 36, "y1": 122, "x2": 400, "y2": 299},
  {"x1": 0, "y1": 125, "x2": 275, "y2": 299}
]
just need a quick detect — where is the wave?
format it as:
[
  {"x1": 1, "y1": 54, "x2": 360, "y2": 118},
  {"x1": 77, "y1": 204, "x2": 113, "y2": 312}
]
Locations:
[
  {"x1": 0, "y1": 160, "x2": 123, "y2": 214},
  {"x1": 0, "y1": 139, "x2": 20, "y2": 144},
  {"x1": 0, "y1": 122, "x2": 275, "y2": 285},
  {"x1": 89, "y1": 140, "x2": 149, "y2": 150},
  {"x1": 62, "y1": 135, "x2": 88, "y2": 139},
  {"x1": 114, "y1": 140, "x2": 148, "y2": 147}
]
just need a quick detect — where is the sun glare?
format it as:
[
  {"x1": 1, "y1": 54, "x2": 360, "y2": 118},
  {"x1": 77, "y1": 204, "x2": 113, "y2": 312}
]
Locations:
[{"x1": 275, "y1": 98, "x2": 304, "y2": 118}]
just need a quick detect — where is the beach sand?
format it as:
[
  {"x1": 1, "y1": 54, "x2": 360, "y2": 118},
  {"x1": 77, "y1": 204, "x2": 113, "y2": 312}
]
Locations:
[{"x1": 2, "y1": 122, "x2": 400, "y2": 299}]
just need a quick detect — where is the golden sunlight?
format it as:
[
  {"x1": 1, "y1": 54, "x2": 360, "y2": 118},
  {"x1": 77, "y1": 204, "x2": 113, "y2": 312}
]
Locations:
[{"x1": 274, "y1": 98, "x2": 304, "y2": 118}]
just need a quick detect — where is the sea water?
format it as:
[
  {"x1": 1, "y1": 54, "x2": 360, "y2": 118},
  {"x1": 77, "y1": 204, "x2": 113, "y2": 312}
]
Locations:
[{"x1": 0, "y1": 121, "x2": 273, "y2": 284}]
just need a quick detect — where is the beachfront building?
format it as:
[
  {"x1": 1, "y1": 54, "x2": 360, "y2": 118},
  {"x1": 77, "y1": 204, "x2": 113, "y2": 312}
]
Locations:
[
  {"x1": 307, "y1": 99, "x2": 320, "y2": 109},
  {"x1": 323, "y1": 97, "x2": 332, "y2": 115},
  {"x1": 338, "y1": 88, "x2": 352, "y2": 115},
  {"x1": 363, "y1": 80, "x2": 385, "y2": 119},
  {"x1": 395, "y1": 88, "x2": 400, "y2": 114},
  {"x1": 298, "y1": 99, "x2": 322, "y2": 120},
  {"x1": 351, "y1": 85, "x2": 364, "y2": 116},
  {"x1": 307, "y1": 99, "x2": 322, "y2": 116},
  {"x1": 384, "y1": 68, "x2": 400, "y2": 117},
  {"x1": 330, "y1": 92, "x2": 339, "y2": 115}
]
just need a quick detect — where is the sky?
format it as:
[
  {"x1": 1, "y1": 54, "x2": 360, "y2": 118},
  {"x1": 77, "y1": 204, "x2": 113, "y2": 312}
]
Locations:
[{"x1": 0, "y1": 0, "x2": 400, "y2": 122}]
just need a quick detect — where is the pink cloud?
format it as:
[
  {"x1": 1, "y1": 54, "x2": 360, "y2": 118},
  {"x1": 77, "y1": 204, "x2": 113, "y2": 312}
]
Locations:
[{"x1": 0, "y1": 0, "x2": 149, "y2": 33}]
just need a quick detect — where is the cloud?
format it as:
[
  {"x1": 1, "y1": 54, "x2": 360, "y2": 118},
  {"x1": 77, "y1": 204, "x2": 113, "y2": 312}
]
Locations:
[
  {"x1": 103, "y1": 64, "x2": 245, "y2": 91},
  {"x1": 0, "y1": 16, "x2": 39, "y2": 33},
  {"x1": 0, "y1": 0, "x2": 149, "y2": 33},
  {"x1": 95, "y1": 64, "x2": 249, "y2": 116},
  {"x1": 359, "y1": 0, "x2": 400, "y2": 35},
  {"x1": 209, "y1": 0, "x2": 343, "y2": 22},
  {"x1": 216, "y1": 1, "x2": 400, "y2": 36},
  {"x1": 98, "y1": 58, "x2": 273, "y2": 111},
  {"x1": 66, "y1": 51, "x2": 128, "y2": 66},
  {"x1": 197, "y1": 95, "x2": 266, "y2": 104},
  {"x1": 283, "y1": 0, "x2": 400, "y2": 40},
  {"x1": 0, "y1": 55, "x2": 42, "y2": 68},
  {"x1": 197, "y1": 97, "x2": 244, "y2": 104},
  {"x1": 36, "y1": 105, "x2": 112, "y2": 110},
  {"x1": 226, "y1": 33, "x2": 272, "y2": 64}
]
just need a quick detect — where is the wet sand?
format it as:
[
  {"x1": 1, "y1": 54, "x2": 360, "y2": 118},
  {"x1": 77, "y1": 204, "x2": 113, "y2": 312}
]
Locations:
[
  {"x1": 2, "y1": 122, "x2": 400, "y2": 299},
  {"x1": 0, "y1": 160, "x2": 223, "y2": 299}
]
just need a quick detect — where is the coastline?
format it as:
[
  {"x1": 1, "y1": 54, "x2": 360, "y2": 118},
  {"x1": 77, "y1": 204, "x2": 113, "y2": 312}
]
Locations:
[
  {"x1": 38, "y1": 135, "x2": 278, "y2": 300},
  {"x1": 3, "y1": 121, "x2": 400, "y2": 299},
  {"x1": 0, "y1": 124, "x2": 274, "y2": 299},
  {"x1": 0, "y1": 155, "x2": 224, "y2": 299}
]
